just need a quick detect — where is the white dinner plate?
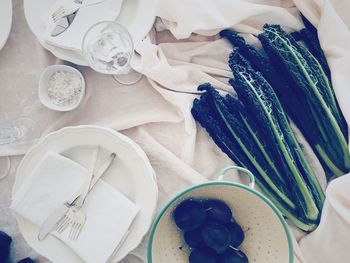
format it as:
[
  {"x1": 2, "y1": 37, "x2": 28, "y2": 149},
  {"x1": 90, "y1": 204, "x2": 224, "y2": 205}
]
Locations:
[
  {"x1": 12, "y1": 125, "x2": 158, "y2": 262},
  {"x1": 23, "y1": 0, "x2": 156, "y2": 65},
  {"x1": 0, "y1": 0, "x2": 12, "y2": 50}
]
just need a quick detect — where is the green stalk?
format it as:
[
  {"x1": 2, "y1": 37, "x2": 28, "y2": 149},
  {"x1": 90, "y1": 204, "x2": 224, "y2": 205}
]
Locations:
[
  {"x1": 308, "y1": 93, "x2": 347, "y2": 170},
  {"x1": 220, "y1": 134, "x2": 313, "y2": 230},
  {"x1": 313, "y1": 58, "x2": 339, "y2": 118},
  {"x1": 315, "y1": 145, "x2": 345, "y2": 176},
  {"x1": 240, "y1": 114, "x2": 285, "y2": 182},
  {"x1": 266, "y1": 28, "x2": 350, "y2": 170},
  {"x1": 220, "y1": 141, "x2": 312, "y2": 230},
  {"x1": 308, "y1": 101, "x2": 345, "y2": 174},
  {"x1": 256, "y1": 179, "x2": 317, "y2": 232},
  {"x1": 269, "y1": 74, "x2": 325, "y2": 210},
  {"x1": 240, "y1": 73, "x2": 319, "y2": 221},
  {"x1": 294, "y1": 145, "x2": 325, "y2": 210},
  {"x1": 215, "y1": 101, "x2": 295, "y2": 209}
]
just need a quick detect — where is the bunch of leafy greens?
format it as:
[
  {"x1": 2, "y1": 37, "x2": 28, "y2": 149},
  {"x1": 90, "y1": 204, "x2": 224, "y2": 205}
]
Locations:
[
  {"x1": 220, "y1": 24, "x2": 349, "y2": 180},
  {"x1": 191, "y1": 21, "x2": 348, "y2": 231},
  {"x1": 192, "y1": 81, "x2": 322, "y2": 231}
]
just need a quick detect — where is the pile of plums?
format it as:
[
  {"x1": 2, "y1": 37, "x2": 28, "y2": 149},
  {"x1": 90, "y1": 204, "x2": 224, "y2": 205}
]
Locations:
[
  {"x1": 0, "y1": 230, "x2": 35, "y2": 263},
  {"x1": 173, "y1": 199, "x2": 248, "y2": 263}
]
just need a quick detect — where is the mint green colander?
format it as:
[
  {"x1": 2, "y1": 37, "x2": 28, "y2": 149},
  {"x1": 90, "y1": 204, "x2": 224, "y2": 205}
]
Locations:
[{"x1": 148, "y1": 166, "x2": 293, "y2": 263}]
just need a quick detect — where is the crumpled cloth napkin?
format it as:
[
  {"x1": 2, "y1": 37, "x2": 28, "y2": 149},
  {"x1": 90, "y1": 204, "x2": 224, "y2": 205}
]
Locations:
[
  {"x1": 43, "y1": 0, "x2": 123, "y2": 51},
  {"x1": 132, "y1": 1, "x2": 350, "y2": 262},
  {"x1": 11, "y1": 150, "x2": 139, "y2": 263}
]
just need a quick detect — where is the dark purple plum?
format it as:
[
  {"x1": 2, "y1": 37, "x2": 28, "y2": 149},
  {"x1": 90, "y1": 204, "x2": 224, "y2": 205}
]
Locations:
[
  {"x1": 189, "y1": 246, "x2": 218, "y2": 263},
  {"x1": 0, "y1": 231, "x2": 11, "y2": 249},
  {"x1": 227, "y1": 221, "x2": 244, "y2": 247},
  {"x1": 201, "y1": 221, "x2": 231, "y2": 253},
  {"x1": 173, "y1": 199, "x2": 206, "y2": 232},
  {"x1": 219, "y1": 248, "x2": 248, "y2": 263},
  {"x1": 184, "y1": 227, "x2": 205, "y2": 248},
  {"x1": 0, "y1": 231, "x2": 12, "y2": 262},
  {"x1": 204, "y1": 199, "x2": 232, "y2": 224}
]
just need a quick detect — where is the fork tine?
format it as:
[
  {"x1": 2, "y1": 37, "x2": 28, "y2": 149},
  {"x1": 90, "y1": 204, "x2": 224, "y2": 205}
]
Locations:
[
  {"x1": 57, "y1": 222, "x2": 69, "y2": 233},
  {"x1": 53, "y1": 12, "x2": 65, "y2": 22},
  {"x1": 59, "y1": 219, "x2": 71, "y2": 233},
  {"x1": 56, "y1": 220, "x2": 66, "y2": 233},
  {"x1": 74, "y1": 223, "x2": 82, "y2": 240},
  {"x1": 52, "y1": 8, "x2": 65, "y2": 21},
  {"x1": 52, "y1": 7, "x2": 64, "y2": 18},
  {"x1": 53, "y1": 6, "x2": 64, "y2": 15},
  {"x1": 69, "y1": 223, "x2": 75, "y2": 239},
  {"x1": 75, "y1": 224, "x2": 81, "y2": 240},
  {"x1": 56, "y1": 216, "x2": 71, "y2": 233},
  {"x1": 54, "y1": 10, "x2": 66, "y2": 20},
  {"x1": 74, "y1": 224, "x2": 83, "y2": 240},
  {"x1": 55, "y1": 215, "x2": 67, "y2": 230},
  {"x1": 56, "y1": 214, "x2": 69, "y2": 228},
  {"x1": 70, "y1": 222, "x2": 78, "y2": 240}
]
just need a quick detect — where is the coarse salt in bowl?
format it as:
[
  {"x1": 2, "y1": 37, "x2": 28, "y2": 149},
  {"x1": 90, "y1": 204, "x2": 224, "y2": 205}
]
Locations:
[{"x1": 39, "y1": 65, "x2": 85, "y2": 111}]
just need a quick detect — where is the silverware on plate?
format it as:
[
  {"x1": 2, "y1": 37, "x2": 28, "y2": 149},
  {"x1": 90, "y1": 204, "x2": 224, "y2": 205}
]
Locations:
[
  {"x1": 50, "y1": 0, "x2": 107, "y2": 37},
  {"x1": 56, "y1": 145, "x2": 100, "y2": 237},
  {"x1": 51, "y1": 0, "x2": 82, "y2": 23},
  {"x1": 51, "y1": 11, "x2": 77, "y2": 37},
  {"x1": 38, "y1": 150, "x2": 117, "y2": 241}
]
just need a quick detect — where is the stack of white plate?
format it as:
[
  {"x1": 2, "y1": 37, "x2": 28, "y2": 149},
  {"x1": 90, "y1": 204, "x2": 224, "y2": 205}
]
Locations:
[
  {"x1": 23, "y1": 0, "x2": 156, "y2": 65},
  {"x1": 12, "y1": 125, "x2": 158, "y2": 262},
  {"x1": 0, "y1": 0, "x2": 12, "y2": 50}
]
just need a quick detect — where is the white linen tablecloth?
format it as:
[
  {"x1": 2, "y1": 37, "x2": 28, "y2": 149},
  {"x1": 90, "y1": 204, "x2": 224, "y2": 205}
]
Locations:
[{"x1": 1, "y1": 0, "x2": 350, "y2": 262}]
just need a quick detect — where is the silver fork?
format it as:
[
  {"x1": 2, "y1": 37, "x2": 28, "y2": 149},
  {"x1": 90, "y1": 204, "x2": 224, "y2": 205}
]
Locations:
[
  {"x1": 69, "y1": 206, "x2": 86, "y2": 240},
  {"x1": 55, "y1": 201, "x2": 79, "y2": 233},
  {"x1": 56, "y1": 145, "x2": 100, "y2": 233},
  {"x1": 68, "y1": 152, "x2": 116, "y2": 240}
]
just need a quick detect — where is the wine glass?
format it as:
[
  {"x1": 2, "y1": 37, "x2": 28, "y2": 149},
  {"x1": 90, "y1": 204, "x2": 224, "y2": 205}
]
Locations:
[
  {"x1": 0, "y1": 157, "x2": 10, "y2": 180},
  {"x1": 82, "y1": 21, "x2": 143, "y2": 85},
  {"x1": 0, "y1": 118, "x2": 41, "y2": 179}
]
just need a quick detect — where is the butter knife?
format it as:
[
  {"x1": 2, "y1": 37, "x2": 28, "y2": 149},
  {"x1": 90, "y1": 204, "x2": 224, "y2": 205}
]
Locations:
[{"x1": 38, "y1": 152, "x2": 117, "y2": 241}]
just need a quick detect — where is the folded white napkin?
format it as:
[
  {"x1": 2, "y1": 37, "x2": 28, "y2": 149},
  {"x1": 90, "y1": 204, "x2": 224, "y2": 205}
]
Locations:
[
  {"x1": 11, "y1": 151, "x2": 139, "y2": 263},
  {"x1": 43, "y1": 0, "x2": 123, "y2": 51}
]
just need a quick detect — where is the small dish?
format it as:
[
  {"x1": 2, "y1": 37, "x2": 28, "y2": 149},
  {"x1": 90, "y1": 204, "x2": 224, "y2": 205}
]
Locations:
[
  {"x1": 39, "y1": 65, "x2": 85, "y2": 111},
  {"x1": 0, "y1": 0, "x2": 12, "y2": 50}
]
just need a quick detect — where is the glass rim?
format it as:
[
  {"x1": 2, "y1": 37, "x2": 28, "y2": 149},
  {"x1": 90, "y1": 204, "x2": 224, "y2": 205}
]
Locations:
[{"x1": 81, "y1": 21, "x2": 135, "y2": 61}]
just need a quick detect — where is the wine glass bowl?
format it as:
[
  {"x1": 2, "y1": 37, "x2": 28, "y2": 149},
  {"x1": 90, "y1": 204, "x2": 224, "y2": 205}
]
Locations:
[{"x1": 82, "y1": 21, "x2": 134, "y2": 75}]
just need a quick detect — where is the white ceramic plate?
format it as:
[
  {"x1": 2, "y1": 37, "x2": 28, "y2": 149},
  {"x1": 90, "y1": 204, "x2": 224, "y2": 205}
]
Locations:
[
  {"x1": 12, "y1": 125, "x2": 158, "y2": 262},
  {"x1": 23, "y1": 0, "x2": 156, "y2": 65},
  {"x1": 0, "y1": 0, "x2": 12, "y2": 50}
]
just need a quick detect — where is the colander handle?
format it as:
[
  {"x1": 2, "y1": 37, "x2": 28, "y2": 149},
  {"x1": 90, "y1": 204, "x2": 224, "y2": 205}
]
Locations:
[{"x1": 218, "y1": 166, "x2": 255, "y2": 189}]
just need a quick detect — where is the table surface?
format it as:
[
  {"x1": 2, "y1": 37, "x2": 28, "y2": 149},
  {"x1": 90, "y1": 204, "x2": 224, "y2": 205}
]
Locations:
[
  {"x1": 0, "y1": 0, "x2": 274, "y2": 262},
  {"x1": 2, "y1": 1, "x2": 349, "y2": 263},
  {"x1": 0, "y1": 1, "x2": 234, "y2": 262},
  {"x1": 0, "y1": 1, "x2": 152, "y2": 262},
  {"x1": 0, "y1": 1, "x2": 48, "y2": 260}
]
